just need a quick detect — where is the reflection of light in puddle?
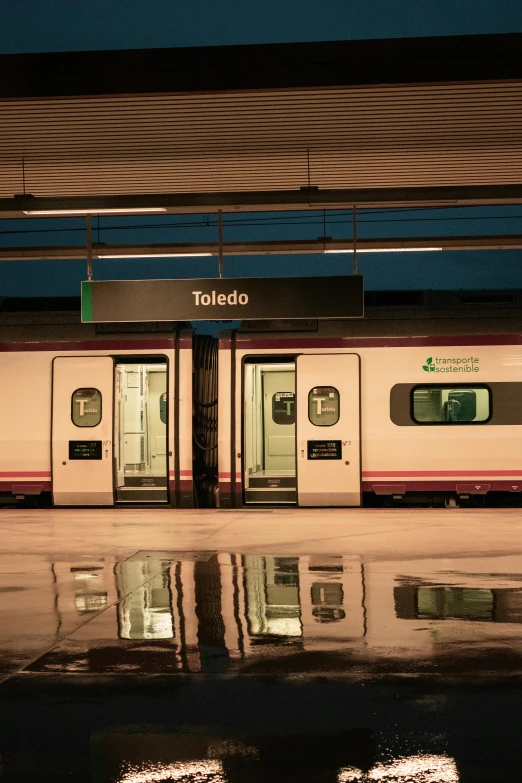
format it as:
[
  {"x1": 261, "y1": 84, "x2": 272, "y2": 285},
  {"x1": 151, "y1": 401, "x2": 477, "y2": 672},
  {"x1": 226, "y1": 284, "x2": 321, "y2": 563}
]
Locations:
[
  {"x1": 266, "y1": 617, "x2": 302, "y2": 636},
  {"x1": 339, "y1": 754, "x2": 458, "y2": 782},
  {"x1": 119, "y1": 760, "x2": 226, "y2": 782}
]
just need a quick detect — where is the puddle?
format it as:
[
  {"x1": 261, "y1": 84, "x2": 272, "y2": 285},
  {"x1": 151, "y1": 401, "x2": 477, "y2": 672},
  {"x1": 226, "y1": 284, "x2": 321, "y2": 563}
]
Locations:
[{"x1": 22, "y1": 551, "x2": 522, "y2": 676}]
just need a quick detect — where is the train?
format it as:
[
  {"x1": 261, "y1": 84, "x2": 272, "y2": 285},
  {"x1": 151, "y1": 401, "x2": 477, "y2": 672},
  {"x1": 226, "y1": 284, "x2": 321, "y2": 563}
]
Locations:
[{"x1": 1, "y1": 288, "x2": 522, "y2": 509}]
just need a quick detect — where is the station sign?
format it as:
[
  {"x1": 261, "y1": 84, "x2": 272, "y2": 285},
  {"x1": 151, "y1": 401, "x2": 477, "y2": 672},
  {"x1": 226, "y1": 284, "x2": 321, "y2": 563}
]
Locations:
[{"x1": 81, "y1": 276, "x2": 364, "y2": 322}]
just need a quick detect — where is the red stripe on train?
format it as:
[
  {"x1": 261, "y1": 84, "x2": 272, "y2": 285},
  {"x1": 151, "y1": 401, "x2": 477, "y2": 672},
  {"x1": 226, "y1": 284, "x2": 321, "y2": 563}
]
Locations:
[
  {"x1": 232, "y1": 334, "x2": 522, "y2": 349},
  {"x1": 363, "y1": 470, "x2": 522, "y2": 477},
  {"x1": 0, "y1": 339, "x2": 178, "y2": 352}
]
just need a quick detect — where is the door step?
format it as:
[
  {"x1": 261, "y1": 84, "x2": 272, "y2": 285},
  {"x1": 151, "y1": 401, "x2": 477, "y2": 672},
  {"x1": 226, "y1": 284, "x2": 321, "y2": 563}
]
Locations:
[
  {"x1": 245, "y1": 488, "x2": 297, "y2": 504},
  {"x1": 116, "y1": 487, "x2": 168, "y2": 502},
  {"x1": 122, "y1": 476, "x2": 167, "y2": 487},
  {"x1": 248, "y1": 476, "x2": 296, "y2": 489}
]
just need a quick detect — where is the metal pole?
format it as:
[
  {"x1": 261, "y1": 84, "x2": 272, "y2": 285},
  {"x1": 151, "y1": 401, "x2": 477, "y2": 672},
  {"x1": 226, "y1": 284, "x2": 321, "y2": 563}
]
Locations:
[
  {"x1": 86, "y1": 214, "x2": 93, "y2": 281},
  {"x1": 218, "y1": 209, "x2": 224, "y2": 278},
  {"x1": 352, "y1": 205, "x2": 357, "y2": 275}
]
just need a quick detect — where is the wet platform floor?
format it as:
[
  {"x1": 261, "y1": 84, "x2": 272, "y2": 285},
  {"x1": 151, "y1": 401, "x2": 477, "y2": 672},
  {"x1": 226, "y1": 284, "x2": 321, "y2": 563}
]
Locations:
[{"x1": 1, "y1": 508, "x2": 522, "y2": 780}]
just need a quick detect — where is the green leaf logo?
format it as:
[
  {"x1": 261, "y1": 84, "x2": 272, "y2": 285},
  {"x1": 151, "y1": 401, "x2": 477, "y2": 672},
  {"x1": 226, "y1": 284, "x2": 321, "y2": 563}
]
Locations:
[
  {"x1": 423, "y1": 365, "x2": 429, "y2": 372},
  {"x1": 427, "y1": 357, "x2": 433, "y2": 365}
]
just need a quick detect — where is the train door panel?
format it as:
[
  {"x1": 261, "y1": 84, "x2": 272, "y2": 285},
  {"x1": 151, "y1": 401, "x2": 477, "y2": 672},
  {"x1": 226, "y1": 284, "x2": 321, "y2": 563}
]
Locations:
[
  {"x1": 148, "y1": 370, "x2": 167, "y2": 473},
  {"x1": 114, "y1": 361, "x2": 168, "y2": 503},
  {"x1": 296, "y1": 353, "x2": 361, "y2": 507},
  {"x1": 115, "y1": 365, "x2": 125, "y2": 488},
  {"x1": 51, "y1": 356, "x2": 114, "y2": 506},
  {"x1": 243, "y1": 359, "x2": 296, "y2": 504},
  {"x1": 262, "y1": 371, "x2": 296, "y2": 473}
]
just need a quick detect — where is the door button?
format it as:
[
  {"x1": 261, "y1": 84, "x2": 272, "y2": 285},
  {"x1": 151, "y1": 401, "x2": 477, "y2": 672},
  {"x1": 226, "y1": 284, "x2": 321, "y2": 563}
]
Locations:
[
  {"x1": 345, "y1": 461, "x2": 350, "y2": 465},
  {"x1": 62, "y1": 461, "x2": 66, "y2": 466}
]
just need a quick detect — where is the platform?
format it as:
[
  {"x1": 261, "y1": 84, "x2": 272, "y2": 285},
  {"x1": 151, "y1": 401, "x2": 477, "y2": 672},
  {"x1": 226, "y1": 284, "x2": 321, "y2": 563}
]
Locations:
[{"x1": 1, "y1": 507, "x2": 522, "y2": 781}]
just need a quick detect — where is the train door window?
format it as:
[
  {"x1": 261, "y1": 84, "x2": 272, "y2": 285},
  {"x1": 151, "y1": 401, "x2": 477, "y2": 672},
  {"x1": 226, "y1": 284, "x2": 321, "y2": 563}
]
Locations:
[
  {"x1": 71, "y1": 388, "x2": 102, "y2": 427},
  {"x1": 308, "y1": 386, "x2": 340, "y2": 426},
  {"x1": 114, "y1": 360, "x2": 168, "y2": 503},
  {"x1": 272, "y1": 392, "x2": 296, "y2": 424},
  {"x1": 160, "y1": 392, "x2": 167, "y2": 424},
  {"x1": 243, "y1": 358, "x2": 296, "y2": 504},
  {"x1": 412, "y1": 386, "x2": 490, "y2": 423},
  {"x1": 311, "y1": 581, "x2": 346, "y2": 623}
]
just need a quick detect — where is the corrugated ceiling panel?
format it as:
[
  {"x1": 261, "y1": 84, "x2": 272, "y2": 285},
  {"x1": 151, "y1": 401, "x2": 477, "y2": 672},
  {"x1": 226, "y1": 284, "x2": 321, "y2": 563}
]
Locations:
[{"x1": 0, "y1": 82, "x2": 521, "y2": 197}]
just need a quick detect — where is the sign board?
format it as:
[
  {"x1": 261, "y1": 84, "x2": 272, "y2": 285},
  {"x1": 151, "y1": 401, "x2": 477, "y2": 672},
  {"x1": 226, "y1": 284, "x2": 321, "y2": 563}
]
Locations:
[
  {"x1": 81, "y1": 276, "x2": 363, "y2": 322},
  {"x1": 307, "y1": 440, "x2": 343, "y2": 460},
  {"x1": 68, "y1": 441, "x2": 102, "y2": 460}
]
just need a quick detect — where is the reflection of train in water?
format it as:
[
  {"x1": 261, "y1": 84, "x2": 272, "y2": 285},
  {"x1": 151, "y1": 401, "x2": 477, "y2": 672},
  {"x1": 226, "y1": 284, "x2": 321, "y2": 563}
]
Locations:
[
  {"x1": 4, "y1": 549, "x2": 520, "y2": 780},
  {"x1": 1, "y1": 289, "x2": 522, "y2": 508},
  {"x1": 28, "y1": 551, "x2": 522, "y2": 675}
]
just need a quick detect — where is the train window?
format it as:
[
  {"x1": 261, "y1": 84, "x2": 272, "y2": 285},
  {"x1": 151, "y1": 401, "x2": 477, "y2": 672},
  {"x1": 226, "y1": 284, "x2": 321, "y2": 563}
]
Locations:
[
  {"x1": 412, "y1": 386, "x2": 490, "y2": 424},
  {"x1": 417, "y1": 587, "x2": 494, "y2": 621},
  {"x1": 272, "y1": 392, "x2": 296, "y2": 424},
  {"x1": 308, "y1": 387, "x2": 340, "y2": 426},
  {"x1": 71, "y1": 388, "x2": 102, "y2": 427},
  {"x1": 160, "y1": 392, "x2": 167, "y2": 424}
]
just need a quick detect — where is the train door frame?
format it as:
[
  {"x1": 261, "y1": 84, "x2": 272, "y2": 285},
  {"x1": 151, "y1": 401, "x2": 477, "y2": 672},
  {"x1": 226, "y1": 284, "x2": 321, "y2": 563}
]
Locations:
[
  {"x1": 112, "y1": 354, "x2": 170, "y2": 505},
  {"x1": 240, "y1": 351, "x2": 362, "y2": 508},
  {"x1": 50, "y1": 353, "x2": 172, "y2": 506},
  {"x1": 295, "y1": 352, "x2": 362, "y2": 507},
  {"x1": 241, "y1": 354, "x2": 298, "y2": 505}
]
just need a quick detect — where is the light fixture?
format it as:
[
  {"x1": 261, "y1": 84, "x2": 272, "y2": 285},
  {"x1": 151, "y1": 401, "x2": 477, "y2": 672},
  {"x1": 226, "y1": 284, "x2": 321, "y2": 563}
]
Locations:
[
  {"x1": 325, "y1": 247, "x2": 443, "y2": 253},
  {"x1": 22, "y1": 207, "x2": 167, "y2": 215},
  {"x1": 97, "y1": 253, "x2": 213, "y2": 259}
]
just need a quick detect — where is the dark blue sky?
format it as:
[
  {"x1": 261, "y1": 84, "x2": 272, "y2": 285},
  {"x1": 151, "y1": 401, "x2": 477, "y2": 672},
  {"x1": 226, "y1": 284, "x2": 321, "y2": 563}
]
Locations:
[
  {"x1": 2, "y1": 0, "x2": 521, "y2": 53},
  {"x1": 1, "y1": 1, "x2": 522, "y2": 309}
]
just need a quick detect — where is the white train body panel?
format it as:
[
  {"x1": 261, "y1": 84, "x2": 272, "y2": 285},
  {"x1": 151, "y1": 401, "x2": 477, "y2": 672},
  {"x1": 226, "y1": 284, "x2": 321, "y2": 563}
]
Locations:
[
  {"x1": 218, "y1": 330, "x2": 522, "y2": 507},
  {"x1": 0, "y1": 329, "x2": 193, "y2": 506}
]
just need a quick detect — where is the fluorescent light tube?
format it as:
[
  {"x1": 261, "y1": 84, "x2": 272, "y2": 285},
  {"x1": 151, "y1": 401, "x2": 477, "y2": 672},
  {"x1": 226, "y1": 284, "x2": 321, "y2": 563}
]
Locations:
[
  {"x1": 325, "y1": 247, "x2": 443, "y2": 253},
  {"x1": 98, "y1": 253, "x2": 213, "y2": 259},
  {"x1": 22, "y1": 207, "x2": 167, "y2": 215}
]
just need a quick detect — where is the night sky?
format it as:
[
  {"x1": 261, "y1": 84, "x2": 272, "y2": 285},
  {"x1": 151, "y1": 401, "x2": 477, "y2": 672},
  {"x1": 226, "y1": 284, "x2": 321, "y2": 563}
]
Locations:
[
  {"x1": 1, "y1": 1, "x2": 522, "y2": 315},
  {"x1": 2, "y1": 0, "x2": 521, "y2": 52}
]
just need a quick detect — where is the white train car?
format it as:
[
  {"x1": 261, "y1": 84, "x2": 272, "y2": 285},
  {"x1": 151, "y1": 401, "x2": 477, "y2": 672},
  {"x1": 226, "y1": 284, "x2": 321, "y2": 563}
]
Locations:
[
  {"x1": 217, "y1": 290, "x2": 522, "y2": 508},
  {"x1": 3, "y1": 290, "x2": 522, "y2": 509},
  {"x1": 0, "y1": 298, "x2": 194, "y2": 507}
]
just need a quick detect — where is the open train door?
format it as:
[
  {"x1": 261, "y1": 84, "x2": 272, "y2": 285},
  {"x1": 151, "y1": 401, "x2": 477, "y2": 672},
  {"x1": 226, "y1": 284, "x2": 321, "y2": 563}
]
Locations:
[
  {"x1": 296, "y1": 353, "x2": 361, "y2": 507},
  {"x1": 51, "y1": 356, "x2": 114, "y2": 506}
]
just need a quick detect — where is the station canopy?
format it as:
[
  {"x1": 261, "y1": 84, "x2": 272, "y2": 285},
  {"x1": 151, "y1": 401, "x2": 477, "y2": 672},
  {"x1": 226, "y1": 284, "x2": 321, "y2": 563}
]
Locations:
[{"x1": 1, "y1": 33, "x2": 522, "y2": 216}]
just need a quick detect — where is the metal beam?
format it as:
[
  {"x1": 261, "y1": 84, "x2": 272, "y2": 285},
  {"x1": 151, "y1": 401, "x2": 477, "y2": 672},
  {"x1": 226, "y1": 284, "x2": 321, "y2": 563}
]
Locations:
[
  {"x1": 1, "y1": 235, "x2": 522, "y2": 262},
  {"x1": 2, "y1": 34, "x2": 522, "y2": 100},
  {"x1": 2, "y1": 184, "x2": 522, "y2": 219}
]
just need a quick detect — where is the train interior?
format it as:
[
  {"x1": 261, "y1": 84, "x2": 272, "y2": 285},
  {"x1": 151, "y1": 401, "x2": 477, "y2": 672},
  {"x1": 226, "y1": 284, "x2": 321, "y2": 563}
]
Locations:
[
  {"x1": 115, "y1": 360, "x2": 168, "y2": 503},
  {"x1": 243, "y1": 358, "x2": 297, "y2": 504}
]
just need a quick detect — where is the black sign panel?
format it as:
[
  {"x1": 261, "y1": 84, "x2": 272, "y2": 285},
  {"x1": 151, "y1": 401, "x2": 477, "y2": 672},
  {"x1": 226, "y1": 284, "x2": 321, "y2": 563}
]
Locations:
[
  {"x1": 69, "y1": 440, "x2": 102, "y2": 460},
  {"x1": 82, "y1": 276, "x2": 363, "y2": 322},
  {"x1": 307, "y1": 440, "x2": 342, "y2": 460}
]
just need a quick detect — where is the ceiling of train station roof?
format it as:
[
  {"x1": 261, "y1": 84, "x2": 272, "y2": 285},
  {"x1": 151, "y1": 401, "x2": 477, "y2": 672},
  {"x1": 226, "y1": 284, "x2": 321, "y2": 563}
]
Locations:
[{"x1": 0, "y1": 34, "x2": 521, "y2": 213}]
